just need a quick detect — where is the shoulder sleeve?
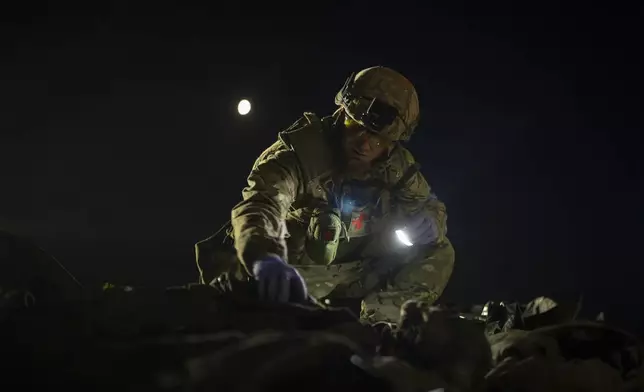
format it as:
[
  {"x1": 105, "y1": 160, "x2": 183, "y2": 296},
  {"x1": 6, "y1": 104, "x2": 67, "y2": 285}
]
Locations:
[{"x1": 231, "y1": 139, "x2": 304, "y2": 270}]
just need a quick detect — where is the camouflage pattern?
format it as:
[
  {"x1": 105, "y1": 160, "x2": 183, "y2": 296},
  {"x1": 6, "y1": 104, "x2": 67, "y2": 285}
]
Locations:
[
  {"x1": 198, "y1": 111, "x2": 454, "y2": 323},
  {"x1": 335, "y1": 66, "x2": 420, "y2": 141},
  {"x1": 486, "y1": 321, "x2": 644, "y2": 391},
  {"x1": 359, "y1": 239, "x2": 455, "y2": 323},
  {"x1": 380, "y1": 300, "x2": 493, "y2": 390}
]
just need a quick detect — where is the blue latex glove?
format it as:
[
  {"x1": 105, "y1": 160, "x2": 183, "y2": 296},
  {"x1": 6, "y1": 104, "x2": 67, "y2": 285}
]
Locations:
[
  {"x1": 252, "y1": 255, "x2": 308, "y2": 303},
  {"x1": 402, "y1": 211, "x2": 439, "y2": 245}
]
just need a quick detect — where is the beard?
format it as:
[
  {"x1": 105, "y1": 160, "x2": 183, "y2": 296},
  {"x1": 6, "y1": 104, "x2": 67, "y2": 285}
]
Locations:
[{"x1": 343, "y1": 157, "x2": 372, "y2": 180}]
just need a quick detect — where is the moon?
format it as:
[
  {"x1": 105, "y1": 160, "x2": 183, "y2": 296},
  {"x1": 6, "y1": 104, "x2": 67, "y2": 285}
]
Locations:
[{"x1": 237, "y1": 99, "x2": 251, "y2": 115}]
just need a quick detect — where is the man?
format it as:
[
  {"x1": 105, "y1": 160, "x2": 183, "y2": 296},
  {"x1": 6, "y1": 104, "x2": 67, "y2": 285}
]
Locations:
[{"x1": 196, "y1": 66, "x2": 455, "y2": 322}]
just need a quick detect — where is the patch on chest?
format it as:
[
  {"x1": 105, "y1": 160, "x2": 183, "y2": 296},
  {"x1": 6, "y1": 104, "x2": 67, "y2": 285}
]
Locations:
[
  {"x1": 345, "y1": 206, "x2": 374, "y2": 238},
  {"x1": 340, "y1": 181, "x2": 381, "y2": 239}
]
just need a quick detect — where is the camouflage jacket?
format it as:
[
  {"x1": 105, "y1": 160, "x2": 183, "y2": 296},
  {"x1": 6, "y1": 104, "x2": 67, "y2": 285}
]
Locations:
[{"x1": 231, "y1": 112, "x2": 447, "y2": 271}]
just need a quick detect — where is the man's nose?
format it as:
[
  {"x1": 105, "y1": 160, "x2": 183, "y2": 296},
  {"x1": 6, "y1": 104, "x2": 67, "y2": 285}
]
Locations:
[{"x1": 356, "y1": 132, "x2": 372, "y2": 151}]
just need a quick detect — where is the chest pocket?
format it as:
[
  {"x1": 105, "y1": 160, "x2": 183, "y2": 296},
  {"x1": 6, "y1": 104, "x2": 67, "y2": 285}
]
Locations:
[{"x1": 302, "y1": 160, "x2": 422, "y2": 264}]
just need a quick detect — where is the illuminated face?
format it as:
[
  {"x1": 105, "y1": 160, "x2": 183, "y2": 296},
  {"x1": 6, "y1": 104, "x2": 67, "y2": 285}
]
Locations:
[{"x1": 341, "y1": 116, "x2": 391, "y2": 169}]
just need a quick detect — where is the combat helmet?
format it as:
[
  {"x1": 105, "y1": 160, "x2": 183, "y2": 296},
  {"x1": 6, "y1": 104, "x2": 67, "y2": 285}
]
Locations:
[{"x1": 335, "y1": 66, "x2": 420, "y2": 142}]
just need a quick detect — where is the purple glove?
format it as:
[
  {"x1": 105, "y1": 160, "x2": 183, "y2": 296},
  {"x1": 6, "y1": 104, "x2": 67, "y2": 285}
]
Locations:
[
  {"x1": 402, "y1": 211, "x2": 439, "y2": 245},
  {"x1": 252, "y1": 255, "x2": 308, "y2": 303}
]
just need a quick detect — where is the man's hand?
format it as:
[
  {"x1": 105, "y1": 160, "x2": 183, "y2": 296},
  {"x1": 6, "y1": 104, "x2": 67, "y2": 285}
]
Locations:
[
  {"x1": 252, "y1": 255, "x2": 308, "y2": 303},
  {"x1": 365, "y1": 210, "x2": 440, "y2": 257},
  {"x1": 402, "y1": 210, "x2": 439, "y2": 245}
]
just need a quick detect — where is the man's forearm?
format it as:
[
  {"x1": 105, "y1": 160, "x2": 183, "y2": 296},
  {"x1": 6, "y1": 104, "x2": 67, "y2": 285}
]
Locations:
[
  {"x1": 232, "y1": 200, "x2": 289, "y2": 272},
  {"x1": 230, "y1": 146, "x2": 302, "y2": 270}
]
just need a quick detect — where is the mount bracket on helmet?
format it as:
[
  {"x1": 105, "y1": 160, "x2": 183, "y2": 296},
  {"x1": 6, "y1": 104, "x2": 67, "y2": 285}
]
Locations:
[{"x1": 334, "y1": 68, "x2": 418, "y2": 142}]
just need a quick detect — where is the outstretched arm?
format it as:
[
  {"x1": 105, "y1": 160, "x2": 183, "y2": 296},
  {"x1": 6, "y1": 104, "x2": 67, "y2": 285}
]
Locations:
[{"x1": 231, "y1": 141, "x2": 303, "y2": 272}]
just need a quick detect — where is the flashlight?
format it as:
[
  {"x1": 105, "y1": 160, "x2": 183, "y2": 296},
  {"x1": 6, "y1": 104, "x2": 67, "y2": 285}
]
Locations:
[{"x1": 395, "y1": 229, "x2": 414, "y2": 247}]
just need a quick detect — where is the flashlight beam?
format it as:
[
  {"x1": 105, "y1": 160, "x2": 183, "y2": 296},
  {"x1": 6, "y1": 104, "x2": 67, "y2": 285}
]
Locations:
[{"x1": 395, "y1": 229, "x2": 414, "y2": 247}]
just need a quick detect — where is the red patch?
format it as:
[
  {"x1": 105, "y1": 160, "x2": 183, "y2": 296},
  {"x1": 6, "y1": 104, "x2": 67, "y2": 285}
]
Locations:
[
  {"x1": 323, "y1": 230, "x2": 336, "y2": 241},
  {"x1": 351, "y1": 212, "x2": 366, "y2": 230}
]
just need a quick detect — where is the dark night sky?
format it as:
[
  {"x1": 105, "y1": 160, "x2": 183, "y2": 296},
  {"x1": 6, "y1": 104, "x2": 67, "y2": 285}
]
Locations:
[{"x1": 1, "y1": 4, "x2": 642, "y2": 330}]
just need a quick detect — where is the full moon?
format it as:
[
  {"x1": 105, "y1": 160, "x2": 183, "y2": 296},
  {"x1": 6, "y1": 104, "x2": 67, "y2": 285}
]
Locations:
[{"x1": 237, "y1": 99, "x2": 251, "y2": 115}]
